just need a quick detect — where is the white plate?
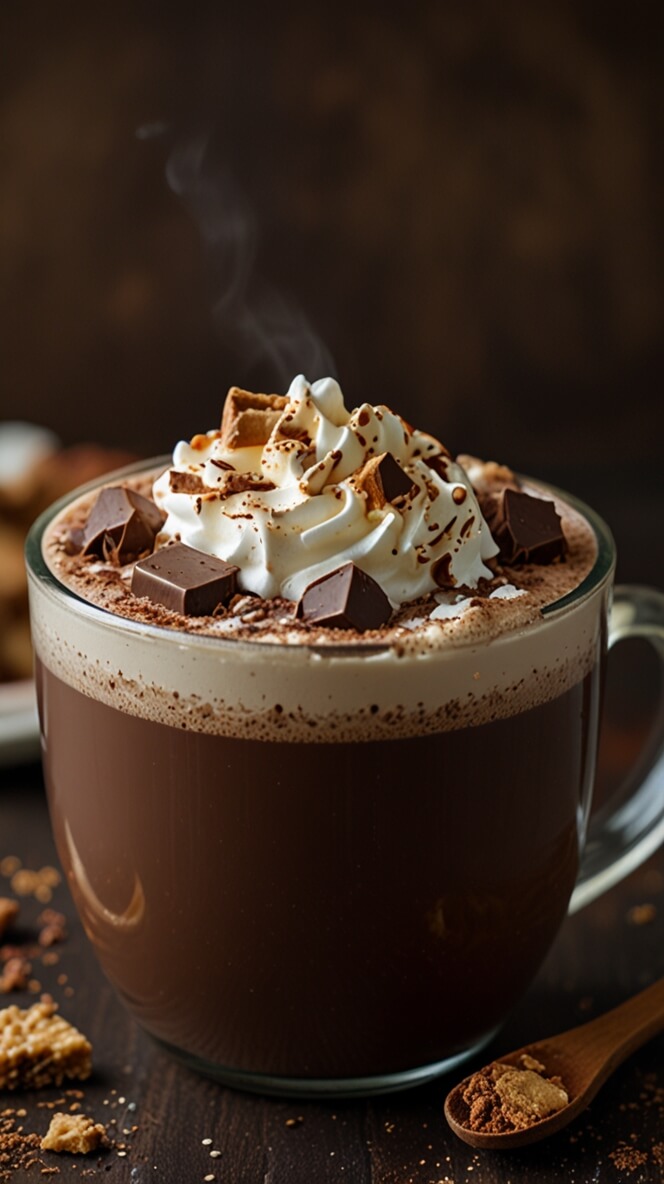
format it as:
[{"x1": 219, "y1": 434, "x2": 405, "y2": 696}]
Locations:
[{"x1": 0, "y1": 678, "x2": 40, "y2": 766}]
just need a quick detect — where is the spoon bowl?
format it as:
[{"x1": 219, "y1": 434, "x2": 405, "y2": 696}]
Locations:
[{"x1": 444, "y1": 976, "x2": 664, "y2": 1150}]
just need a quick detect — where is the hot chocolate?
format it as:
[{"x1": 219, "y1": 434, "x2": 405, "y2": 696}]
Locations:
[{"x1": 28, "y1": 376, "x2": 614, "y2": 1093}]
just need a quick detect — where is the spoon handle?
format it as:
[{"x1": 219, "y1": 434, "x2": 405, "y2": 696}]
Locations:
[{"x1": 552, "y1": 977, "x2": 664, "y2": 1075}]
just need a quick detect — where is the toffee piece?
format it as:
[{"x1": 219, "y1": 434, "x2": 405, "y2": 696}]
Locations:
[
  {"x1": 297, "y1": 562, "x2": 392, "y2": 632},
  {"x1": 0, "y1": 998, "x2": 92, "y2": 1089},
  {"x1": 80, "y1": 486, "x2": 165, "y2": 563},
  {"x1": 41, "y1": 1112, "x2": 108, "y2": 1155},
  {"x1": 220, "y1": 388, "x2": 288, "y2": 449},
  {"x1": 132, "y1": 542, "x2": 239, "y2": 616}
]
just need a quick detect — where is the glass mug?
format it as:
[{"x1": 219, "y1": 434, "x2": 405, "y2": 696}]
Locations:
[{"x1": 26, "y1": 464, "x2": 664, "y2": 1096}]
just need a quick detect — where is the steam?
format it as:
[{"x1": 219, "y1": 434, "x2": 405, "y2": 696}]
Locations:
[{"x1": 164, "y1": 133, "x2": 336, "y2": 389}]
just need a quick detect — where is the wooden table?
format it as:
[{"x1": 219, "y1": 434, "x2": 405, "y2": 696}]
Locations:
[{"x1": 1, "y1": 753, "x2": 662, "y2": 1184}]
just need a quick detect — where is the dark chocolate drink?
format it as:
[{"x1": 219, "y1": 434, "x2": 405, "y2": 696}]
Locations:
[{"x1": 36, "y1": 658, "x2": 598, "y2": 1082}]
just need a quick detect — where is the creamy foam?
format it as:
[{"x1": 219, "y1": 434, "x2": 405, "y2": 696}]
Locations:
[{"x1": 32, "y1": 468, "x2": 604, "y2": 743}]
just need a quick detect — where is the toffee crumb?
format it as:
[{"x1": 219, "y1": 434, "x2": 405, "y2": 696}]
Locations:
[
  {"x1": 41, "y1": 1112, "x2": 108, "y2": 1154},
  {"x1": 456, "y1": 1055, "x2": 569, "y2": 1134},
  {"x1": 0, "y1": 901, "x2": 19, "y2": 941}
]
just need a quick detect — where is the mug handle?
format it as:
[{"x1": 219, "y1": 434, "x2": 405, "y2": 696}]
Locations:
[{"x1": 569, "y1": 585, "x2": 664, "y2": 913}]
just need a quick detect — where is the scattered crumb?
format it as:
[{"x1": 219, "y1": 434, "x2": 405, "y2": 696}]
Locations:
[
  {"x1": 0, "y1": 901, "x2": 18, "y2": 941},
  {"x1": 609, "y1": 1142, "x2": 649, "y2": 1172},
  {"x1": 0, "y1": 955, "x2": 31, "y2": 993},
  {"x1": 627, "y1": 903, "x2": 657, "y2": 926},
  {"x1": 38, "y1": 910, "x2": 67, "y2": 947},
  {"x1": 41, "y1": 1113, "x2": 107, "y2": 1155},
  {"x1": 0, "y1": 1110, "x2": 44, "y2": 1180},
  {"x1": 0, "y1": 998, "x2": 92, "y2": 1089},
  {"x1": 4, "y1": 867, "x2": 60, "y2": 904}
]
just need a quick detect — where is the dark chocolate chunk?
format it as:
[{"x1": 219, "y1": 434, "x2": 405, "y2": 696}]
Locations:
[
  {"x1": 486, "y1": 488, "x2": 566, "y2": 565},
  {"x1": 354, "y1": 452, "x2": 416, "y2": 511},
  {"x1": 296, "y1": 562, "x2": 392, "y2": 632},
  {"x1": 131, "y1": 542, "x2": 239, "y2": 616},
  {"x1": 82, "y1": 486, "x2": 166, "y2": 563},
  {"x1": 64, "y1": 526, "x2": 85, "y2": 555},
  {"x1": 375, "y1": 452, "x2": 416, "y2": 502}
]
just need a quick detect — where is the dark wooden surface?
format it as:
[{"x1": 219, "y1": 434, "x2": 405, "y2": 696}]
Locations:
[{"x1": 1, "y1": 752, "x2": 663, "y2": 1184}]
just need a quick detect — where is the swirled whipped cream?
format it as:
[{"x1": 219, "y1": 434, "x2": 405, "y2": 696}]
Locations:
[{"x1": 152, "y1": 375, "x2": 499, "y2": 603}]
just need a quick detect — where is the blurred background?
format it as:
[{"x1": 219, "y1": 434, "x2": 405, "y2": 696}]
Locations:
[
  {"x1": 0, "y1": 0, "x2": 662, "y2": 787},
  {"x1": 1, "y1": 1, "x2": 662, "y2": 589}
]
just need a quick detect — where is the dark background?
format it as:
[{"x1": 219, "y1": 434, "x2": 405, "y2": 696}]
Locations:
[{"x1": 2, "y1": 0, "x2": 662, "y2": 582}]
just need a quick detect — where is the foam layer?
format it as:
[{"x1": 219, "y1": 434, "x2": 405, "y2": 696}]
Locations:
[{"x1": 30, "y1": 467, "x2": 608, "y2": 742}]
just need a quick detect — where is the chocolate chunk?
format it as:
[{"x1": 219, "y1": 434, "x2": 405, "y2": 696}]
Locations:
[
  {"x1": 354, "y1": 452, "x2": 416, "y2": 511},
  {"x1": 82, "y1": 486, "x2": 166, "y2": 563},
  {"x1": 131, "y1": 543, "x2": 239, "y2": 616},
  {"x1": 64, "y1": 526, "x2": 85, "y2": 555},
  {"x1": 169, "y1": 470, "x2": 209, "y2": 494},
  {"x1": 220, "y1": 473, "x2": 276, "y2": 495},
  {"x1": 220, "y1": 388, "x2": 288, "y2": 449},
  {"x1": 486, "y1": 488, "x2": 566, "y2": 565},
  {"x1": 378, "y1": 453, "x2": 417, "y2": 501},
  {"x1": 297, "y1": 563, "x2": 392, "y2": 632}
]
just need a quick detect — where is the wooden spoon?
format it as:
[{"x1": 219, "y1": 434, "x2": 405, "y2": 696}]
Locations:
[{"x1": 444, "y1": 977, "x2": 664, "y2": 1150}]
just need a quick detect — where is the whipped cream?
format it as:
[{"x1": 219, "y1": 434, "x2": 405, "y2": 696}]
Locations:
[{"x1": 153, "y1": 376, "x2": 499, "y2": 603}]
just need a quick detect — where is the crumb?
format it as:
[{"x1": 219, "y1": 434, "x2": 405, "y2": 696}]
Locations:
[
  {"x1": 0, "y1": 1112, "x2": 43, "y2": 1178},
  {"x1": 0, "y1": 998, "x2": 92, "y2": 1089},
  {"x1": 38, "y1": 911, "x2": 67, "y2": 947},
  {"x1": 0, "y1": 901, "x2": 18, "y2": 941},
  {"x1": 609, "y1": 1142, "x2": 649, "y2": 1172},
  {"x1": 0, "y1": 858, "x2": 21, "y2": 879},
  {"x1": 9, "y1": 869, "x2": 61, "y2": 903},
  {"x1": 41, "y1": 1113, "x2": 107, "y2": 1155},
  {"x1": 0, "y1": 956, "x2": 31, "y2": 993},
  {"x1": 627, "y1": 903, "x2": 657, "y2": 926}
]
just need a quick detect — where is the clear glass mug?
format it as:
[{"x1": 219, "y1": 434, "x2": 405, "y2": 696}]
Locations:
[{"x1": 26, "y1": 464, "x2": 664, "y2": 1096}]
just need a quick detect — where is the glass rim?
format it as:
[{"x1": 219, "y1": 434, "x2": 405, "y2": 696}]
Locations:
[{"x1": 25, "y1": 456, "x2": 616, "y2": 657}]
